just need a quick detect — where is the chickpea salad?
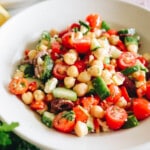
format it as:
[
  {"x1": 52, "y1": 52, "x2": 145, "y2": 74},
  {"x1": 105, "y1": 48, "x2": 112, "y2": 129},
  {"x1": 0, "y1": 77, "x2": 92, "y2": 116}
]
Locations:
[{"x1": 8, "y1": 13, "x2": 150, "y2": 137}]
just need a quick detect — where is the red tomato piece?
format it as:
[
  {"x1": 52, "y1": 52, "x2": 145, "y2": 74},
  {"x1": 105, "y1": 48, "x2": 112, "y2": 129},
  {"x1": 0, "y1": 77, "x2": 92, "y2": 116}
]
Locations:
[
  {"x1": 105, "y1": 105, "x2": 127, "y2": 130},
  {"x1": 30, "y1": 101, "x2": 46, "y2": 111},
  {"x1": 120, "y1": 86, "x2": 131, "y2": 102},
  {"x1": 53, "y1": 111, "x2": 75, "y2": 133},
  {"x1": 146, "y1": 83, "x2": 150, "y2": 100},
  {"x1": 51, "y1": 41, "x2": 61, "y2": 53},
  {"x1": 28, "y1": 82, "x2": 37, "y2": 92},
  {"x1": 136, "y1": 84, "x2": 146, "y2": 98},
  {"x1": 74, "y1": 60, "x2": 86, "y2": 73},
  {"x1": 107, "y1": 29, "x2": 117, "y2": 35},
  {"x1": 137, "y1": 56, "x2": 148, "y2": 67},
  {"x1": 62, "y1": 32, "x2": 74, "y2": 49},
  {"x1": 81, "y1": 96, "x2": 100, "y2": 111},
  {"x1": 117, "y1": 52, "x2": 136, "y2": 70},
  {"x1": 69, "y1": 23, "x2": 80, "y2": 31},
  {"x1": 86, "y1": 13, "x2": 102, "y2": 29},
  {"x1": 9, "y1": 78, "x2": 29, "y2": 95},
  {"x1": 106, "y1": 84, "x2": 122, "y2": 104},
  {"x1": 116, "y1": 40, "x2": 127, "y2": 52},
  {"x1": 73, "y1": 38, "x2": 91, "y2": 54},
  {"x1": 52, "y1": 62, "x2": 68, "y2": 80},
  {"x1": 133, "y1": 98, "x2": 150, "y2": 120},
  {"x1": 73, "y1": 105, "x2": 89, "y2": 122}
]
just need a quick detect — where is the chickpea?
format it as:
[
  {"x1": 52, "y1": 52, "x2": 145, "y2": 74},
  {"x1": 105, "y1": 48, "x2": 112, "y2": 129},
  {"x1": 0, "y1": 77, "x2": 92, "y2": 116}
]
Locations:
[
  {"x1": 77, "y1": 71, "x2": 91, "y2": 83},
  {"x1": 90, "y1": 59, "x2": 103, "y2": 69},
  {"x1": 33, "y1": 89, "x2": 45, "y2": 101},
  {"x1": 28, "y1": 49, "x2": 37, "y2": 60},
  {"x1": 90, "y1": 105, "x2": 105, "y2": 119},
  {"x1": 50, "y1": 29, "x2": 59, "y2": 37},
  {"x1": 38, "y1": 43, "x2": 48, "y2": 51},
  {"x1": 67, "y1": 65, "x2": 79, "y2": 77},
  {"x1": 92, "y1": 47, "x2": 108, "y2": 61},
  {"x1": 109, "y1": 35, "x2": 120, "y2": 45},
  {"x1": 115, "y1": 97, "x2": 127, "y2": 108},
  {"x1": 101, "y1": 70, "x2": 113, "y2": 85},
  {"x1": 87, "y1": 65, "x2": 102, "y2": 77},
  {"x1": 63, "y1": 49, "x2": 78, "y2": 65},
  {"x1": 127, "y1": 44, "x2": 138, "y2": 53},
  {"x1": 73, "y1": 83, "x2": 88, "y2": 97},
  {"x1": 21, "y1": 91, "x2": 33, "y2": 104},
  {"x1": 64, "y1": 77, "x2": 76, "y2": 88},
  {"x1": 74, "y1": 121, "x2": 88, "y2": 137},
  {"x1": 13, "y1": 69, "x2": 24, "y2": 79}
]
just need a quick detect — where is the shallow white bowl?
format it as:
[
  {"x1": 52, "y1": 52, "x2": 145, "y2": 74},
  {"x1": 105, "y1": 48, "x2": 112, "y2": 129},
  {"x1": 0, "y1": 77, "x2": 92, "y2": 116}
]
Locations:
[{"x1": 0, "y1": 0, "x2": 150, "y2": 149}]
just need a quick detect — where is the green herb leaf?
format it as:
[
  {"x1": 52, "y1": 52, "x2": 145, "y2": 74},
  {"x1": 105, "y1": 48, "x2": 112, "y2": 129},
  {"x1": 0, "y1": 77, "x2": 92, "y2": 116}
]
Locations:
[
  {"x1": 0, "y1": 122, "x2": 19, "y2": 132},
  {"x1": 0, "y1": 132, "x2": 12, "y2": 146}
]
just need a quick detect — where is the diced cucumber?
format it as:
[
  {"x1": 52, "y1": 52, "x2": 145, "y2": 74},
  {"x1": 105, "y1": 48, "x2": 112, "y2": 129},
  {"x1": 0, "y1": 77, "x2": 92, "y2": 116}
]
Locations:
[
  {"x1": 118, "y1": 28, "x2": 135, "y2": 36},
  {"x1": 90, "y1": 38, "x2": 101, "y2": 51},
  {"x1": 92, "y1": 77, "x2": 110, "y2": 100},
  {"x1": 86, "y1": 116, "x2": 94, "y2": 132},
  {"x1": 124, "y1": 36, "x2": 138, "y2": 46},
  {"x1": 26, "y1": 77, "x2": 44, "y2": 89},
  {"x1": 122, "y1": 65, "x2": 140, "y2": 75},
  {"x1": 52, "y1": 87, "x2": 77, "y2": 101},
  {"x1": 103, "y1": 57, "x2": 110, "y2": 64},
  {"x1": 122, "y1": 115, "x2": 139, "y2": 129},
  {"x1": 18, "y1": 64, "x2": 34, "y2": 77},
  {"x1": 110, "y1": 46, "x2": 122, "y2": 59},
  {"x1": 41, "y1": 111, "x2": 55, "y2": 128},
  {"x1": 44, "y1": 77, "x2": 58, "y2": 93}
]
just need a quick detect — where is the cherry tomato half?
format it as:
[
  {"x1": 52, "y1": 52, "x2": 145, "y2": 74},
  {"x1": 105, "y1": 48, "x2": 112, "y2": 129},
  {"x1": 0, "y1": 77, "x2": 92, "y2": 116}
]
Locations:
[
  {"x1": 62, "y1": 32, "x2": 74, "y2": 49},
  {"x1": 86, "y1": 13, "x2": 102, "y2": 29},
  {"x1": 53, "y1": 111, "x2": 75, "y2": 133},
  {"x1": 133, "y1": 98, "x2": 150, "y2": 120},
  {"x1": 117, "y1": 52, "x2": 136, "y2": 70},
  {"x1": 105, "y1": 105, "x2": 127, "y2": 130},
  {"x1": 9, "y1": 78, "x2": 29, "y2": 95},
  {"x1": 73, "y1": 38, "x2": 91, "y2": 54}
]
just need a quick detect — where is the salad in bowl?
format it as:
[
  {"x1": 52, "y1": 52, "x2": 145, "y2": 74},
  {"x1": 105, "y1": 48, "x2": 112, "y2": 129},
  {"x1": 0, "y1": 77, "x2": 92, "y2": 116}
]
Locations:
[{"x1": 8, "y1": 13, "x2": 150, "y2": 137}]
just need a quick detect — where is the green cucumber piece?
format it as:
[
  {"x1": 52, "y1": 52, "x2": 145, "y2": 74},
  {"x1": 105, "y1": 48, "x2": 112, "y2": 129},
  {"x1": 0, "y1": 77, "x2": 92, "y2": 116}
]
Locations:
[
  {"x1": 92, "y1": 77, "x2": 110, "y2": 100},
  {"x1": 122, "y1": 115, "x2": 139, "y2": 129},
  {"x1": 52, "y1": 87, "x2": 77, "y2": 101},
  {"x1": 118, "y1": 28, "x2": 135, "y2": 36},
  {"x1": 124, "y1": 36, "x2": 138, "y2": 46},
  {"x1": 41, "y1": 111, "x2": 55, "y2": 128},
  {"x1": 90, "y1": 38, "x2": 101, "y2": 51},
  {"x1": 122, "y1": 65, "x2": 139, "y2": 75},
  {"x1": 18, "y1": 64, "x2": 34, "y2": 78},
  {"x1": 86, "y1": 116, "x2": 94, "y2": 132}
]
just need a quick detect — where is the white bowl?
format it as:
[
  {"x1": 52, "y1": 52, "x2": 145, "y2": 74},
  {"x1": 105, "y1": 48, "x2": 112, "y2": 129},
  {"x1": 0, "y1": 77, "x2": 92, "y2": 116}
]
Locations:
[{"x1": 0, "y1": 0, "x2": 150, "y2": 149}]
